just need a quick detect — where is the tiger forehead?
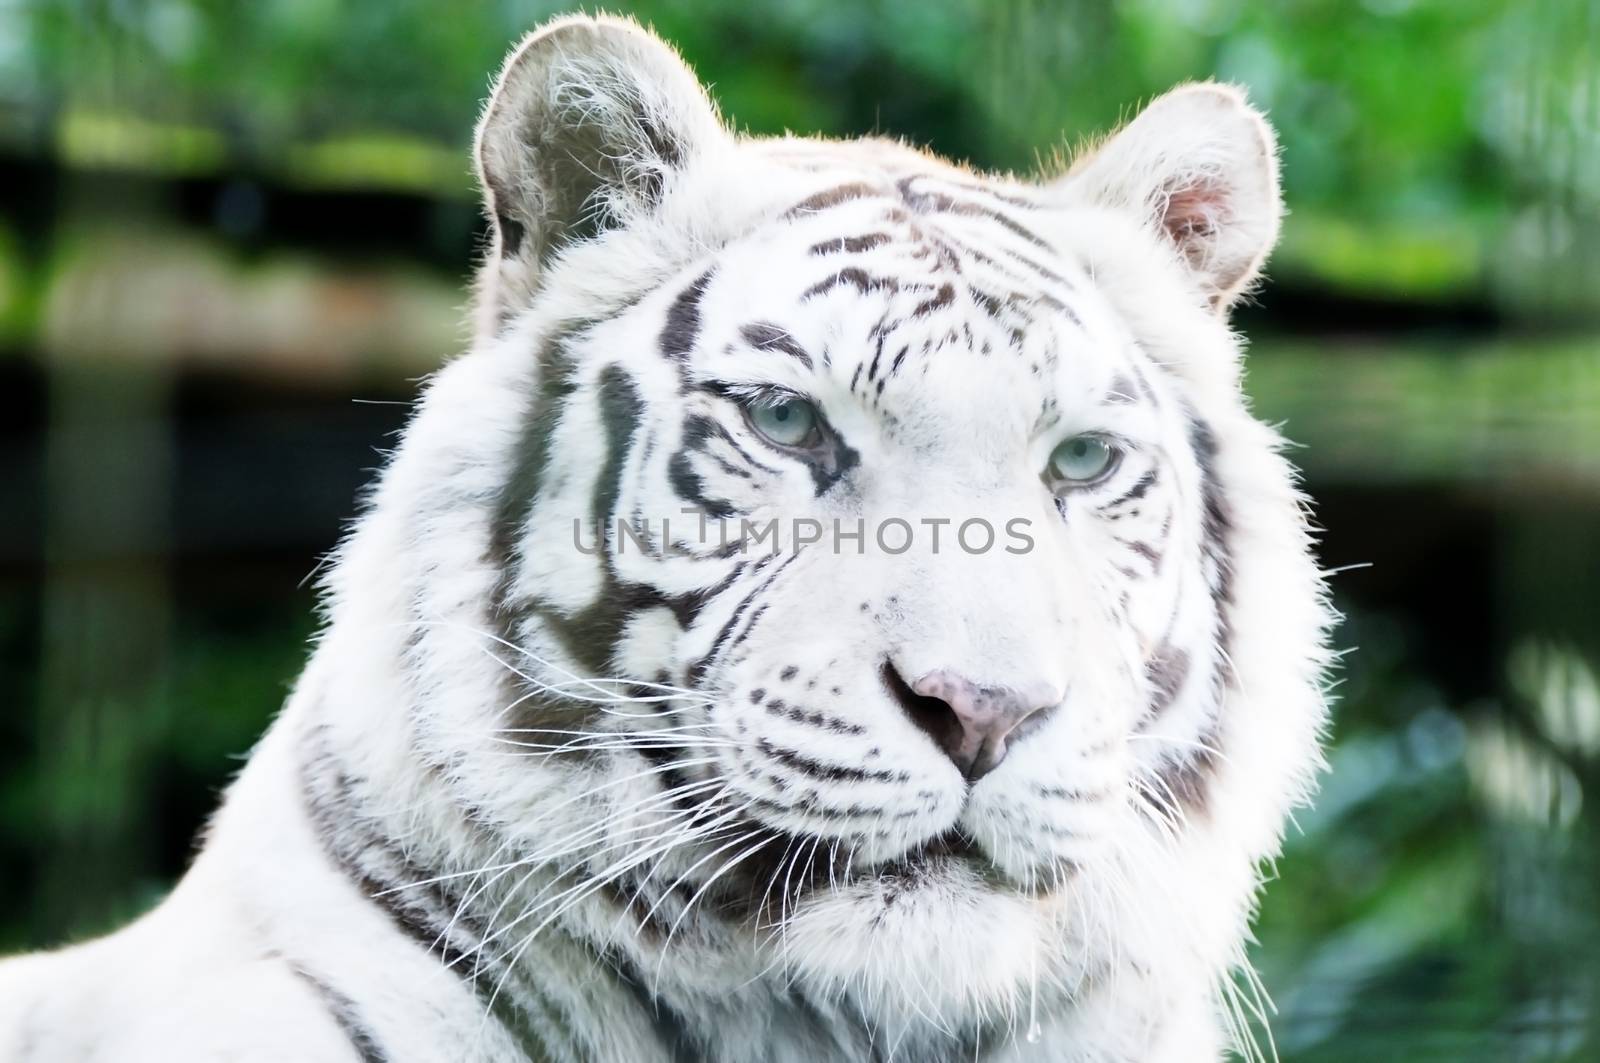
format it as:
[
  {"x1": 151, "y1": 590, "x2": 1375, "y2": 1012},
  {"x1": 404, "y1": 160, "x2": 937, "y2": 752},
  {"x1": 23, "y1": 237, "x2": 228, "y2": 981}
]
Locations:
[{"x1": 692, "y1": 173, "x2": 1098, "y2": 403}]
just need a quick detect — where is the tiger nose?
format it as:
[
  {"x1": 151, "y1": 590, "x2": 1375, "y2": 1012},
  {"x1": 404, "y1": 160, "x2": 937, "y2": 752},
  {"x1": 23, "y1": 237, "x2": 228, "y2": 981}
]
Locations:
[{"x1": 884, "y1": 664, "x2": 1063, "y2": 781}]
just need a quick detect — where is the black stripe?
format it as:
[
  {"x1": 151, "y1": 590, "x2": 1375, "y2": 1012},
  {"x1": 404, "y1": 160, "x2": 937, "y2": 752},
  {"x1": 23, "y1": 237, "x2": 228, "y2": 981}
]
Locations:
[
  {"x1": 298, "y1": 727, "x2": 570, "y2": 1063},
  {"x1": 763, "y1": 697, "x2": 867, "y2": 736},
  {"x1": 660, "y1": 270, "x2": 714, "y2": 360},
  {"x1": 724, "y1": 601, "x2": 770, "y2": 660},
  {"x1": 896, "y1": 175, "x2": 1052, "y2": 249},
  {"x1": 803, "y1": 267, "x2": 909, "y2": 300},
  {"x1": 668, "y1": 430, "x2": 739, "y2": 520},
  {"x1": 686, "y1": 554, "x2": 796, "y2": 685},
  {"x1": 911, "y1": 282, "x2": 955, "y2": 317},
  {"x1": 991, "y1": 241, "x2": 1074, "y2": 290},
  {"x1": 906, "y1": 173, "x2": 1042, "y2": 210},
  {"x1": 1120, "y1": 537, "x2": 1162, "y2": 566},
  {"x1": 289, "y1": 964, "x2": 389, "y2": 1063},
  {"x1": 1106, "y1": 373, "x2": 1139, "y2": 405},
  {"x1": 739, "y1": 322, "x2": 813, "y2": 369},
  {"x1": 483, "y1": 329, "x2": 604, "y2": 732},
  {"x1": 783, "y1": 182, "x2": 883, "y2": 218},
  {"x1": 888, "y1": 344, "x2": 912, "y2": 377},
  {"x1": 593, "y1": 366, "x2": 643, "y2": 522},
  {"x1": 1149, "y1": 737, "x2": 1218, "y2": 818},
  {"x1": 808, "y1": 232, "x2": 891, "y2": 256},
  {"x1": 866, "y1": 333, "x2": 889, "y2": 382},
  {"x1": 1138, "y1": 414, "x2": 1239, "y2": 816},
  {"x1": 1189, "y1": 414, "x2": 1236, "y2": 663},
  {"x1": 524, "y1": 367, "x2": 682, "y2": 678},
  {"x1": 298, "y1": 729, "x2": 486, "y2": 976},
  {"x1": 1104, "y1": 471, "x2": 1158, "y2": 510},
  {"x1": 604, "y1": 948, "x2": 700, "y2": 1063},
  {"x1": 489, "y1": 329, "x2": 588, "y2": 573},
  {"x1": 745, "y1": 792, "x2": 899, "y2": 822},
  {"x1": 1143, "y1": 644, "x2": 1191, "y2": 720},
  {"x1": 933, "y1": 229, "x2": 1078, "y2": 302},
  {"x1": 966, "y1": 283, "x2": 1004, "y2": 319},
  {"x1": 665, "y1": 560, "x2": 748, "y2": 627},
  {"x1": 680, "y1": 411, "x2": 782, "y2": 476},
  {"x1": 540, "y1": 585, "x2": 672, "y2": 684},
  {"x1": 758, "y1": 737, "x2": 903, "y2": 784}
]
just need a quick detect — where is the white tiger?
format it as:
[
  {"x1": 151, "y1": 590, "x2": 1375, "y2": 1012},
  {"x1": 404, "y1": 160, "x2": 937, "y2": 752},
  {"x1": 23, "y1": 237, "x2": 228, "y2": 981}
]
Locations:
[{"x1": 0, "y1": 15, "x2": 1331, "y2": 1062}]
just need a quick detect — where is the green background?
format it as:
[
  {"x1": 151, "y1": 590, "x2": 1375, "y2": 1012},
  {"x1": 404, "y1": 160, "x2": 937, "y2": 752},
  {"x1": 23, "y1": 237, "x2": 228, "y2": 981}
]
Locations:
[{"x1": 1, "y1": 1, "x2": 1597, "y2": 1059}]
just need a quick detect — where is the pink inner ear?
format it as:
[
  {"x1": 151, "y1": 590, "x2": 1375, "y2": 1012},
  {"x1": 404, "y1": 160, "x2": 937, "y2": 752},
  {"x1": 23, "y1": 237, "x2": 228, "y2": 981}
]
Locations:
[{"x1": 1160, "y1": 176, "x2": 1230, "y2": 265}]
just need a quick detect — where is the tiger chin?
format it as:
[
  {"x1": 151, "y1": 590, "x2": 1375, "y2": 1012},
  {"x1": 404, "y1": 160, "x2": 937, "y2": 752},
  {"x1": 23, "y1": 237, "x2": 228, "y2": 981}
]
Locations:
[{"x1": 0, "y1": 14, "x2": 1332, "y2": 1063}]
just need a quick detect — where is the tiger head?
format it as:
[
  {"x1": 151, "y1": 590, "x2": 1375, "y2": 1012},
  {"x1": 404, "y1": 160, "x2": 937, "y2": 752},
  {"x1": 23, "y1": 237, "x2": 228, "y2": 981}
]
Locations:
[{"x1": 343, "y1": 14, "x2": 1331, "y2": 1047}]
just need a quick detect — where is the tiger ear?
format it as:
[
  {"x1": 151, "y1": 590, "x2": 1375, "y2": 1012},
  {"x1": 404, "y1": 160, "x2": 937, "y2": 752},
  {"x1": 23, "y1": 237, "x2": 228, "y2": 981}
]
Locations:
[
  {"x1": 1057, "y1": 83, "x2": 1282, "y2": 311},
  {"x1": 473, "y1": 15, "x2": 726, "y2": 329}
]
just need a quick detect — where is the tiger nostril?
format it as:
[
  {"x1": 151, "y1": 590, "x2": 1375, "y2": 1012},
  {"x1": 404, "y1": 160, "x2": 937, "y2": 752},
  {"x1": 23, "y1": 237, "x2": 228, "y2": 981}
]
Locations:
[
  {"x1": 880, "y1": 660, "x2": 967, "y2": 770},
  {"x1": 883, "y1": 662, "x2": 1060, "y2": 782}
]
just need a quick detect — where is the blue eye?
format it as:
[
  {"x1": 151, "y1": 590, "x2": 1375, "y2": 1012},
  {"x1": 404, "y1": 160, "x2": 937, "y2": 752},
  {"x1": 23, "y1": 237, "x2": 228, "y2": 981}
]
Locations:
[
  {"x1": 748, "y1": 397, "x2": 820, "y2": 448},
  {"x1": 1048, "y1": 435, "x2": 1119, "y2": 485}
]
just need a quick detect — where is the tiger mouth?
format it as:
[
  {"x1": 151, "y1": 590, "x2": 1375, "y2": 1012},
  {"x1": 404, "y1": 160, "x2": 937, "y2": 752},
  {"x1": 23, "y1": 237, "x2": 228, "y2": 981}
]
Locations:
[
  {"x1": 722, "y1": 805, "x2": 1085, "y2": 921},
  {"x1": 874, "y1": 832, "x2": 1071, "y2": 899},
  {"x1": 881, "y1": 829, "x2": 988, "y2": 874},
  {"x1": 790, "y1": 828, "x2": 1009, "y2": 889},
  {"x1": 726, "y1": 824, "x2": 1065, "y2": 929}
]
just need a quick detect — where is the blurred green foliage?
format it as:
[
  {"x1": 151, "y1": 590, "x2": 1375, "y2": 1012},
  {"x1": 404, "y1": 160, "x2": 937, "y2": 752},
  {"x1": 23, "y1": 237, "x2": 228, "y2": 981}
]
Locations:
[{"x1": 1, "y1": 0, "x2": 1596, "y2": 312}]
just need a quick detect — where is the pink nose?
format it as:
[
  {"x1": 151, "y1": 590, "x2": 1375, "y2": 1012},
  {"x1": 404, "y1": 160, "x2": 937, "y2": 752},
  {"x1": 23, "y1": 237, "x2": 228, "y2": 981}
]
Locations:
[{"x1": 883, "y1": 664, "x2": 1062, "y2": 781}]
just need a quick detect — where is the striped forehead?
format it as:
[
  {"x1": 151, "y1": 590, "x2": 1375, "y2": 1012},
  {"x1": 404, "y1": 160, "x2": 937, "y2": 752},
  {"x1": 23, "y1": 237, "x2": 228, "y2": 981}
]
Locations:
[{"x1": 671, "y1": 173, "x2": 1136, "y2": 430}]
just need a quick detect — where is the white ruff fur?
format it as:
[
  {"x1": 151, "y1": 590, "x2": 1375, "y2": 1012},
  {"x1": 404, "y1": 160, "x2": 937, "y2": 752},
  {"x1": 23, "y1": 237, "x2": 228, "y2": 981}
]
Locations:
[{"x1": 0, "y1": 15, "x2": 1332, "y2": 1063}]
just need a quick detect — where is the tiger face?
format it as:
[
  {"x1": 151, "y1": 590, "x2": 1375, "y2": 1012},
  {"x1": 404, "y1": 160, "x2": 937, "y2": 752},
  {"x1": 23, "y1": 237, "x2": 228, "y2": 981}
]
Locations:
[
  {"x1": 517, "y1": 192, "x2": 1220, "y2": 887},
  {"x1": 379, "y1": 13, "x2": 1329, "y2": 1045}
]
